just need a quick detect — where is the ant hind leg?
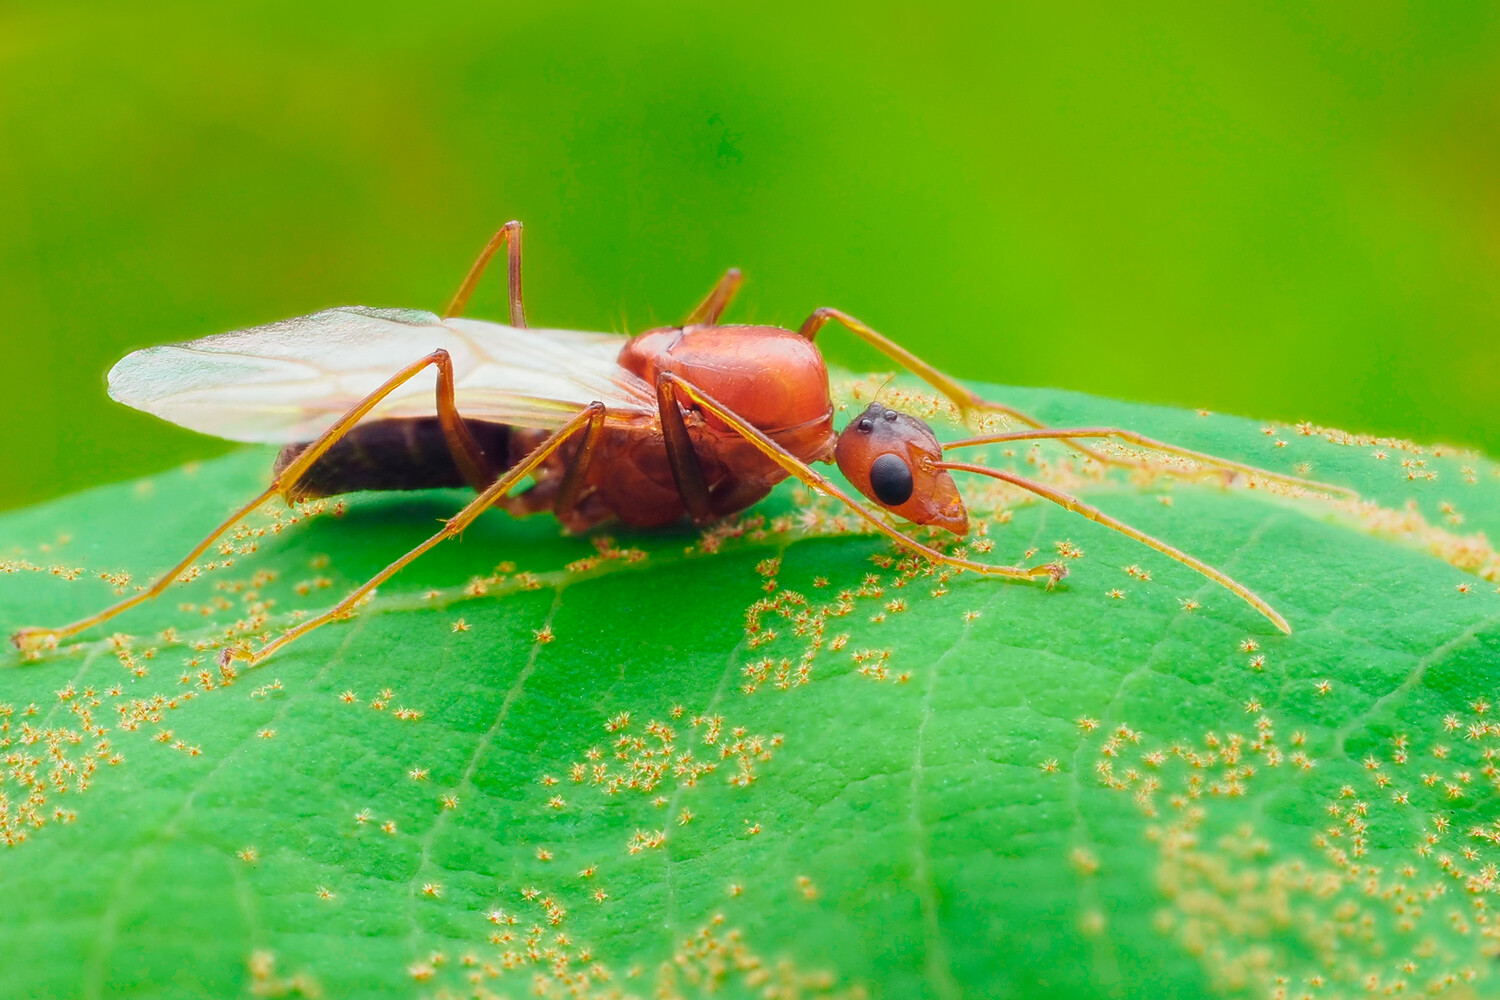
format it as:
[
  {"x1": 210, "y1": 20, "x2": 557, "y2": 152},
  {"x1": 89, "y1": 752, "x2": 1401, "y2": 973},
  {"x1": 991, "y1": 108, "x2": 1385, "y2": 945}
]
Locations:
[
  {"x1": 220, "y1": 404, "x2": 608, "y2": 667},
  {"x1": 445, "y1": 220, "x2": 526, "y2": 326},
  {"x1": 12, "y1": 349, "x2": 501, "y2": 653}
]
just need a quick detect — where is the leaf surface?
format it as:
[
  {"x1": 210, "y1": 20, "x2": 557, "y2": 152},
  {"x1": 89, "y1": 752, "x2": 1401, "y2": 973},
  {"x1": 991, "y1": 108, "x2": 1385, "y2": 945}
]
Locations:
[{"x1": 3, "y1": 381, "x2": 1500, "y2": 999}]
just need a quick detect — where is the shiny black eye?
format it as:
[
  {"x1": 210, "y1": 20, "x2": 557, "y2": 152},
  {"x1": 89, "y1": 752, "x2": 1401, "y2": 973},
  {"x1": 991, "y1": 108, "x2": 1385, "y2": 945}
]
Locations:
[
  {"x1": 882, "y1": 409, "x2": 898, "y2": 421},
  {"x1": 857, "y1": 418, "x2": 874, "y2": 433},
  {"x1": 869, "y1": 453, "x2": 914, "y2": 506}
]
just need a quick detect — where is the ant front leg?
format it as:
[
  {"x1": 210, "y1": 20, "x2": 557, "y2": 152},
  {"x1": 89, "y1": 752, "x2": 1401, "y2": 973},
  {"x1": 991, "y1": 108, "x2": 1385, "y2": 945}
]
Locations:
[
  {"x1": 653, "y1": 372, "x2": 777, "y2": 524},
  {"x1": 653, "y1": 373, "x2": 1065, "y2": 585},
  {"x1": 445, "y1": 220, "x2": 526, "y2": 326},
  {"x1": 798, "y1": 307, "x2": 1054, "y2": 431},
  {"x1": 654, "y1": 373, "x2": 715, "y2": 525},
  {"x1": 12, "y1": 349, "x2": 499, "y2": 653},
  {"x1": 798, "y1": 307, "x2": 1127, "y2": 472},
  {"x1": 797, "y1": 307, "x2": 1346, "y2": 493},
  {"x1": 936, "y1": 458, "x2": 1292, "y2": 633}
]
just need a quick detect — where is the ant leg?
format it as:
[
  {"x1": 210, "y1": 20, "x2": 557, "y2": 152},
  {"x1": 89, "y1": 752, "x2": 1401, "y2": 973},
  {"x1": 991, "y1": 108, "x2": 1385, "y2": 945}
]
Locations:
[
  {"x1": 221, "y1": 404, "x2": 607, "y2": 668},
  {"x1": 798, "y1": 307, "x2": 1049, "y2": 428},
  {"x1": 657, "y1": 372, "x2": 775, "y2": 521},
  {"x1": 445, "y1": 220, "x2": 526, "y2": 326},
  {"x1": 12, "y1": 350, "x2": 497, "y2": 652},
  {"x1": 655, "y1": 373, "x2": 1065, "y2": 585},
  {"x1": 550, "y1": 405, "x2": 608, "y2": 523},
  {"x1": 797, "y1": 307, "x2": 1345, "y2": 491},
  {"x1": 683, "y1": 268, "x2": 743, "y2": 326},
  {"x1": 943, "y1": 427, "x2": 1357, "y2": 499},
  {"x1": 797, "y1": 307, "x2": 1118, "y2": 468},
  {"x1": 935, "y1": 459, "x2": 1290, "y2": 633},
  {"x1": 655, "y1": 373, "x2": 715, "y2": 525}
]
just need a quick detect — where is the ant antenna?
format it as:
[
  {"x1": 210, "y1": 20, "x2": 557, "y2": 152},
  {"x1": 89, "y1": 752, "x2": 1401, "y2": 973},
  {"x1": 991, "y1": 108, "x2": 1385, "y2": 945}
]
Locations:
[{"x1": 872, "y1": 374, "x2": 897, "y2": 405}]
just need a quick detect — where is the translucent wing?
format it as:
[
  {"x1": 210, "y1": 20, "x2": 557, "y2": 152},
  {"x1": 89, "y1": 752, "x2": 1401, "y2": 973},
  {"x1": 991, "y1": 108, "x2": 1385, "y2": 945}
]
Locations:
[{"x1": 107, "y1": 306, "x2": 656, "y2": 444}]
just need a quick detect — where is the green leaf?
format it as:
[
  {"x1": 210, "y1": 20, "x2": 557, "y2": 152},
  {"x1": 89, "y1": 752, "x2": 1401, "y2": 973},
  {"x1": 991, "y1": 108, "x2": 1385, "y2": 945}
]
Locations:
[{"x1": 3, "y1": 380, "x2": 1499, "y2": 999}]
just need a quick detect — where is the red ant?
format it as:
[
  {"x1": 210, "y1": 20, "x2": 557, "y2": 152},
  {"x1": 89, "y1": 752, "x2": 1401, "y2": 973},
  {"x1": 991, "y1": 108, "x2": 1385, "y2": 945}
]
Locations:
[{"x1": 14, "y1": 220, "x2": 1347, "y2": 664}]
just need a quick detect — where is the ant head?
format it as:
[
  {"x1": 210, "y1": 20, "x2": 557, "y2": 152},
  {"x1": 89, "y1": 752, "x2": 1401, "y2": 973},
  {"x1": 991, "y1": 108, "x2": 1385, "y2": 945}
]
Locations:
[{"x1": 835, "y1": 402, "x2": 969, "y2": 536}]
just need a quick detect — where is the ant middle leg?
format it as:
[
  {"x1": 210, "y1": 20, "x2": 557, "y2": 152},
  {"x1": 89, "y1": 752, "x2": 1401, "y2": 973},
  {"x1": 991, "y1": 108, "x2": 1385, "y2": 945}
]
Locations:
[
  {"x1": 12, "y1": 349, "x2": 499, "y2": 652},
  {"x1": 549, "y1": 404, "x2": 609, "y2": 527},
  {"x1": 683, "y1": 268, "x2": 743, "y2": 326},
  {"x1": 445, "y1": 220, "x2": 526, "y2": 326}
]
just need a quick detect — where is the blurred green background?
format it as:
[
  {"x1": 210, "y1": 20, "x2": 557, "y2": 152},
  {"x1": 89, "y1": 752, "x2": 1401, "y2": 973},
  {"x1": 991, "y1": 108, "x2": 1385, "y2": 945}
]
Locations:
[{"x1": 2, "y1": 1, "x2": 1497, "y2": 511}]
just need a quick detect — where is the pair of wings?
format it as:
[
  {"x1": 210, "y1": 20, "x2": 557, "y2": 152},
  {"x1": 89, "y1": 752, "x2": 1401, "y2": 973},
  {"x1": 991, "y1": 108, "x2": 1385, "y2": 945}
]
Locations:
[{"x1": 107, "y1": 307, "x2": 659, "y2": 445}]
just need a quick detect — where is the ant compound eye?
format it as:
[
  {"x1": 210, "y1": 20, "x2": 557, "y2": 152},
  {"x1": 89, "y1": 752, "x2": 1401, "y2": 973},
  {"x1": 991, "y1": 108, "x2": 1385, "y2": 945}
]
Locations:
[
  {"x1": 857, "y1": 417, "x2": 874, "y2": 433},
  {"x1": 868, "y1": 453, "x2": 914, "y2": 506},
  {"x1": 882, "y1": 409, "x2": 898, "y2": 421}
]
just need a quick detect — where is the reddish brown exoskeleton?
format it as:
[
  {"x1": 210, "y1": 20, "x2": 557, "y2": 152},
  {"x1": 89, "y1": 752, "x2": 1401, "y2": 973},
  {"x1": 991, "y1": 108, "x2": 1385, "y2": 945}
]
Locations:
[{"x1": 12, "y1": 220, "x2": 1348, "y2": 665}]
